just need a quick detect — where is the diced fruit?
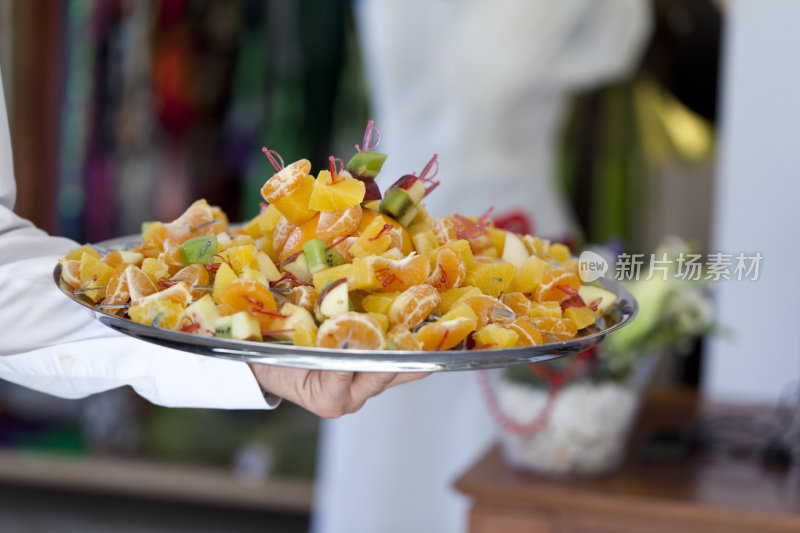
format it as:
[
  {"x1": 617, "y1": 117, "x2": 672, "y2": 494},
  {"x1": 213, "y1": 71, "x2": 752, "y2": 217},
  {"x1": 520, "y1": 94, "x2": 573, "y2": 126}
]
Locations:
[
  {"x1": 415, "y1": 316, "x2": 475, "y2": 351},
  {"x1": 463, "y1": 260, "x2": 517, "y2": 298},
  {"x1": 379, "y1": 187, "x2": 419, "y2": 226},
  {"x1": 387, "y1": 327, "x2": 422, "y2": 350},
  {"x1": 78, "y1": 252, "x2": 115, "y2": 302},
  {"x1": 473, "y1": 324, "x2": 519, "y2": 349},
  {"x1": 278, "y1": 213, "x2": 320, "y2": 265},
  {"x1": 549, "y1": 243, "x2": 571, "y2": 263},
  {"x1": 63, "y1": 244, "x2": 102, "y2": 262},
  {"x1": 281, "y1": 251, "x2": 312, "y2": 284},
  {"x1": 361, "y1": 292, "x2": 399, "y2": 315},
  {"x1": 267, "y1": 303, "x2": 317, "y2": 346},
  {"x1": 346, "y1": 150, "x2": 387, "y2": 179},
  {"x1": 239, "y1": 268, "x2": 268, "y2": 286},
  {"x1": 438, "y1": 286, "x2": 482, "y2": 314},
  {"x1": 242, "y1": 203, "x2": 282, "y2": 239},
  {"x1": 221, "y1": 279, "x2": 278, "y2": 331},
  {"x1": 141, "y1": 257, "x2": 170, "y2": 285},
  {"x1": 180, "y1": 235, "x2": 218, "y2": 266},
  {"x1": 255, "y1": 251, "x2": 281, "y2": 282},
  {"x1": 366, "y1": 312, "x2": 389, "y2": 332},
  {"x1": 181, "y1": 294, "x2": 220, "y2": 336},
  {"x1": 501, "y1": 292, "x2": 531, "y2": 317},
  {"x1": 315, "y1": 278, "x2": 350, "y2": 321},
  {"x1": 312, "y1": 263, "x2": 354, "y2": 291},
  {"x1": 529, "y1": 301, "x2": 563, "y2": 318},
  {"x1": 316, "y1": 204, "x2": 362, "y2": 243},
  {"x1": 535, "y1": 270, "x2": 582, "y2": 303},
  {"x1": 505, "y1": 318, "x2": 544, "y2": 346},
  {"x1": 212, "y1": 262, "x2": 238, "y2": 304},
  {"x1": 578, "y1": 284, "x2": 618, "y2": 316},
  {"x1": 411, "y1": 230, "x2": 439, "y2": 259},
  {"x1": 462, "y1": 294, "x2": 514, "y2": 328},
  {"x1": 532, "y1": 317, "x2": 578, "y2": 342},
  {"x1": 349, "y1": 215, "x2": 394, "y2": 258},
  {"x1": 510, "y1": 255, "x2": 552, "y2": 293},
  {"x1": 563, "y1": 306, "x2": 597, "y2": 330},
  {"x1": 388, "y1": 284, "x2": 440, "y2": 330},
  {"x1": 308, "y1": 169, "x2": 366, "y2": 211},
  {"x1": 61, "y1": 259, "x2": 81, "y2": 289},
  {"x1": 129, "y1": 300, "x2": 185, "y2": 330},
  {"x1": 169, "y1": 264, "x2": 210, "y2": 299},
  {"x1": 214, "y1": 311, "x2": 263, "y2": 341},
  {"x1": 369, "y1": 254, "x2": 430, "y2": 293},
  {"x1": 426, "y1": 246, "x2": 467, "y2": 291},
  {"x1": 315, "y1": 311, "x2": 386, "y2": 350},
  {"x1": 135, "y1": 282, "x2": 192, "y2": 306},
  {"x1": 501, "y1": 231, "x2": 530, "y2": 268},
  {"x1": 260, "y1": 159, "x2": 318, "y2": 225},
  {"x1": 125, "y1": 265, "x2": 158, "y2": 301}
]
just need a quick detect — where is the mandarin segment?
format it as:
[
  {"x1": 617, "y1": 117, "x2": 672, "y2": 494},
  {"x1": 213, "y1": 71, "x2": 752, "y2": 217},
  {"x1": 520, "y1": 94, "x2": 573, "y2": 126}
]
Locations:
[
  {"x1": 316, "y1": 204, "x2": 362, "y2": 243},
  {"x1": 426, "y1": 246, "x2": 467, "y2": 292},
  {"x1": 415, "y1": 316, "x2": 475, "y2": 351},
  {"x1": 388, "y1": 284, "x2": 440, "y2": 330},
  {"x1": 315, "y1": 311, "x2": 386, "y2": 350}
]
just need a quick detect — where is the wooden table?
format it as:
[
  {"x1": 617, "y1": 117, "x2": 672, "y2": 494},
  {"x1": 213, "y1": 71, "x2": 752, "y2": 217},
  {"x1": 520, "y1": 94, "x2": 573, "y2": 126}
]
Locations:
[{"x1": 454, "y1": 388, "x2": 800, "y2": 533}]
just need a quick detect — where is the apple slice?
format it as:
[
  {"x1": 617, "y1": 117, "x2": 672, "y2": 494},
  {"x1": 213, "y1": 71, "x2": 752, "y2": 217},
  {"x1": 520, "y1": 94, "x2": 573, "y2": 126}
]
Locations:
[
  {"x1": 502, "y1": 231, "x2": 530, "y2": 268},
  {"x1": 578, "y1": 284, "x2": 618, "y2": 316},
  {"x1": 315, "y1": 278, "x2": 350, "y2": 321},
  {"x1": 214, "y1": 311, "x2": 262, "y2": 341},
  {"x1": 281, "y1": 251, "x2": 312, "y2": 283},
  {"x1": 182, "y1": 294, "x2": 219, "y2": 336}
]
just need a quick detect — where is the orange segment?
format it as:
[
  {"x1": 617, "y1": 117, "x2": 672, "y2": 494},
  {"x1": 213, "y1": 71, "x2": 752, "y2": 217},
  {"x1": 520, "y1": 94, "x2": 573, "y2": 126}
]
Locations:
[
  {"x1": 415, "y1": 316, "x2": 476, "y2": 351},
  {"x1": 315, "y1": 311, "x2": 386, "y2": 350},
  {"x1": 316, "y1": 204, "x2": 362, "y2": 243},
  {"x1": 260, "y1": 159, "x2": 317, "y2": 225},
  {"x1": 505, "y1": 318, "x2": 544, "y2": 346},
  {"x1": 501, "y1": 292, "x2": 531, "y2": 317},
  {"x1": 102, "y1": 264, "x2": 131, "y2": 307},
  {"x1": 272, "y1": 216, "x2": 296, "y2": 255},
  {"x1": 126, "y1": 265, "x2": 158, "y2": 301},
  {"x1": 426, "y1": 246, "x2": 467, "y2": 291},
  {"x1": 370, "y1": 254, "x2": 430, "y2": 293},
  {"x1": 532, "y1": 316, "x2": 579, "y2": 342},
  {"x1": 432, "y1": 216, "x2": 458, "y2": 245},
  {"x1": 278, "y1": 212, "x2": 320, "y2": 264},
  {"x1": 141, "y1": 257, "x2": 170, "y2": 285},
  {"x1": 136, "y1": 282, "x2": 192, "y2": 306},
  {"x1": 534, "y1": 270, "x2": 582, "y2": 303},
  {"x1": 220, "y1": 279, "x2": 279, "y2": 331},
  {"x1": 61, "y1": 259, "x2": 81, "y2": 290},
  {"x1": 462, "y1": 294, "x2": 515, "y2": 328},
  {"x1": 169, "y1": 264, "x2": 210, "y2": 299},
  {"x1": 308, "y1": 169, "x2": 366, "y2": 211},
  {"x1": 388, "y1": 327, "x2": 422, "y2": 351},
  {"x1": 388, "y1": 284, "x2": 441, "y2": 330},
  {"x1": 63, "y1": 244, "x2": 101, "y2": 262},
  {"x1": 358, "y1": 209, "x2": 414, "y2": 255}
]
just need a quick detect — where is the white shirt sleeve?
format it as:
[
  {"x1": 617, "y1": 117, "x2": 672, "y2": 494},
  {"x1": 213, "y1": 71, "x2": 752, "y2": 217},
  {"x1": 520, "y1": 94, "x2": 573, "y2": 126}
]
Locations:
[{"x1": 0, "y1": 69, "x2": 274, "y2": 410}]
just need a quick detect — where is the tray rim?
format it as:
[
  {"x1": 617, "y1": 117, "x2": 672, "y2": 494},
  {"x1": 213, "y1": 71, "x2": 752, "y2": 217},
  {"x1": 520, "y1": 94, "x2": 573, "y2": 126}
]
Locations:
[{"x1": 53, "y1": 235, "x2": 638, "y2": 372}]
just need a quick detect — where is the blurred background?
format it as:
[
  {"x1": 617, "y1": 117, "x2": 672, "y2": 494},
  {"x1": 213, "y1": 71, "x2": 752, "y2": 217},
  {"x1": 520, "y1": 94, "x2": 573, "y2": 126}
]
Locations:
[{"x1": 0, "y1": 0, "x2": 798, "y2": 532}]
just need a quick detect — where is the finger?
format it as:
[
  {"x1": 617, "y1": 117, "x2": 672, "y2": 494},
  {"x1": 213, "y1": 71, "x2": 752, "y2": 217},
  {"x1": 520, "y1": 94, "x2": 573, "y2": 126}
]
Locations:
[
  {"x1": 387, "y1": 371, "x2": 432, "y2": 388},
  {"x1": 350, "y1": 371, "x2": 399, "y2": 402}
]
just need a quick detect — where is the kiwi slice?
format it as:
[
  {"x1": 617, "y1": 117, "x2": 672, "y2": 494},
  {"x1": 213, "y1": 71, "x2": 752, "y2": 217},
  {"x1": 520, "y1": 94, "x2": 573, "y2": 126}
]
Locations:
[
  {"x1": 379, "y1": 188, "x2": 415, "y2": 223},
  {"x1": 180, "y1": 235, "x2": 218, "y2": 266},
  {"x1": 303, "y1": 239, "x2": 329, "y2": 274},
  {"x1": 346, "y1": 151, "x2": 388, "y2": 179}
]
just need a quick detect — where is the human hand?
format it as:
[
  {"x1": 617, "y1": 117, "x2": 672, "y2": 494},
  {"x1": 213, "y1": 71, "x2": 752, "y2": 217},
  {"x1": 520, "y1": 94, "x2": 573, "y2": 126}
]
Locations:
[{"x1": 249, "y1": 364, "x2": 430, "y2": 418}]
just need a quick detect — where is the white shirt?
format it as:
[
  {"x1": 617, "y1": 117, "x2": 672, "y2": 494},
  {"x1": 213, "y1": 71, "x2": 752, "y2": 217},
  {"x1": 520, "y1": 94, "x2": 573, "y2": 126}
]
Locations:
[{"x1": 0, "y1": 69, "x2": 272, "y2": 409}]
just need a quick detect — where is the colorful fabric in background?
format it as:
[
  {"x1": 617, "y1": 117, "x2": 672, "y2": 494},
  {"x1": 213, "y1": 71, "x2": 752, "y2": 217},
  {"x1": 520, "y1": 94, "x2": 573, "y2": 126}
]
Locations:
[{"x1": 53, "y1": 0, "x2": 356, "y2": 243}]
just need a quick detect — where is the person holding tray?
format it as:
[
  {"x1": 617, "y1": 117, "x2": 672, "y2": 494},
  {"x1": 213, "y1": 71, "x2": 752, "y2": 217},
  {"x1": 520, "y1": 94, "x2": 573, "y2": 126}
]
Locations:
[{"x1": 0, "y1": 69, "x2": 427, "y2": 417}]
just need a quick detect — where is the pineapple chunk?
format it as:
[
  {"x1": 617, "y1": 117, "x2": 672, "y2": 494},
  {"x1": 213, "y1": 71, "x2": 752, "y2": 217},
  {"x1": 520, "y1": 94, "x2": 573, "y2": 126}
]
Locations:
[
  {"x1": 308, "y1": 169, "x2": 366, "y2": 211},
  {"x1": 473, "y1": 324, "x2": 519, "y2": 349},
  {"x1": 463, "y1": 260, "x2": 517, "y2": 298}
]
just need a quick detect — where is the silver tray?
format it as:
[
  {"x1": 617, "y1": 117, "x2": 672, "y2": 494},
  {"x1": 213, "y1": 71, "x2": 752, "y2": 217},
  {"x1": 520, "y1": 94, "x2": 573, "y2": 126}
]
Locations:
[{"x1": 54, "y1": 236, "x2": 637, "y2": 372}]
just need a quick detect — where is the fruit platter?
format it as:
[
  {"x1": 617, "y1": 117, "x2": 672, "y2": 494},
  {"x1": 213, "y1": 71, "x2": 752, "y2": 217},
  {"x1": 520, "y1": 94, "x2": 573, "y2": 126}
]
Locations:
[{"x1": 54, "y1": 122, "x2": 637, "y2": 372}]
